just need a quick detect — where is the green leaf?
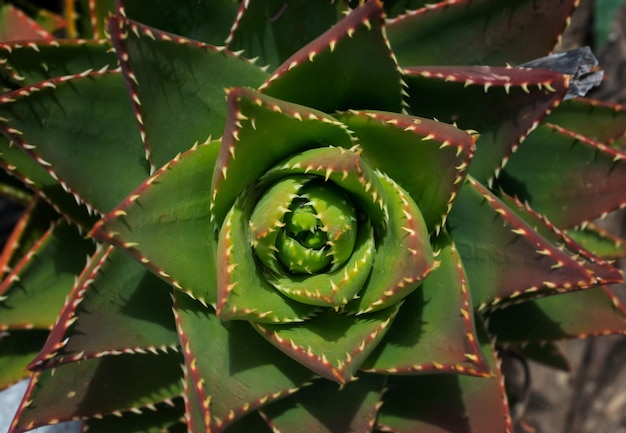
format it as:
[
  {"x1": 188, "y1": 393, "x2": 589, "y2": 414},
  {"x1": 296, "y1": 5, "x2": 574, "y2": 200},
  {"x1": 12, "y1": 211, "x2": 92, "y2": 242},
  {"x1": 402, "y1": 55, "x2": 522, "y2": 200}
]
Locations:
[
  {"x1": 109, "y1": 16, "x2": 268, "y2": 170},
  {"x1": 0, "y1": 167, "x2": 30, "y2": 205},
  {"x1": 386, "y1": 0, "x2": 577, "y2": 66},
  {"x1": 226, "y1": 0, "x2": 344, "y2": 71},
  {"x1": 174, "y1": 291, "x2": 314, "y2": 432},
  {"x1": 402, "y1": 66, "x2": 568, "y2": 184},
  {"x1": 566, "y1": 223, "x2": 626, "y2": 259},
  {"x1": 448, "y1": 178, "x2": 596, "y2": 309},
  {"x1": 210, "y1": 87, "x2": 353, "y2": 226},
  {"x1": 382, "y1": 0, "x2": 430, "y2": 17},
  {"x1": 0, "y1": 71, "x2": 149, "y2": 214},
  {"x1": 266, "y1": 218, "x2": 375, "y2": 308},
  {"x1": 0, "y1": 134, "x2": 95, "y2": 228},
  {"x1": 260, "y1": 374, "x2": 385, "y2": 433},
  {"x1": 29, "y1": 247, "x2": 179, "y2": 370},
  {"x1": 93, "y1": 142, "x2": 220, "y2": 307},
  {"x1": 545, "y1": 98, "x2": 626, "y2": 144},
  {"x1": 487, "y1": 286, "x2": 626, "y2": 342},
  {"x1": 253, "y1": 304, "x2": 400, "y2": 384},
  {"x1": 9, "y1": 352, "x2": 184, "y2": 433},
  {"x1": 84, "y1": 400, "x2": 185, "y2": 433},
  {"x1": 182, "y1": 361, "x2": 210, "y2": 433},
  {"x1": 0, "y1": 330, "x2": 48, "y2": 390},
  {"x1": 498, "y1": 123, "x2": 626, "y2": 229},
  {"x1": 0, "y1": 220, "x2": 95, "y2": 330},
  {"x1": 0, "y1": 4, "x2": 51, "y2": 41},
  {"x1": 216, "y1": 193, "x2": 319, "y2": 323},
  {"x1": 0, "y1": 40, "x2": 117, "y2": 86},
  {"x1": 496, "y1": 193, "x2": 623, "y2": 286},
  {"x1": 259, "y1": 0, "x2": 403, "y2": 113},
  {"x1": 223, "y1": 412, "x2": 273, "y2": 433},
  {"x1": 122, "y1": 0, "x2": 240, "y2": 45},
  {"x1": 344, "y1": 172, "x2": 435, "y2": 314},
  {"x1": 377, "y1": 319, "x2": 512, "y2": 433},
  {"x1": 362, "y1": 233, "x2": 488, "y2": 376},
  {"x1": 22, "y1": 3, "x2": 66, "y2": 35},
  {"x1": 336, "y1": 109, "x2": 474, "y2": 233}
]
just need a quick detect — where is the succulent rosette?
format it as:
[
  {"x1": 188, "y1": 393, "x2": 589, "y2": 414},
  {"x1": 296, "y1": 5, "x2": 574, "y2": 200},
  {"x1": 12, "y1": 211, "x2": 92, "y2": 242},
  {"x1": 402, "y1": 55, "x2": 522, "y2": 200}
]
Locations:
[{"x1": 1, "y1": 1, "x2": 626, "y2": 433}]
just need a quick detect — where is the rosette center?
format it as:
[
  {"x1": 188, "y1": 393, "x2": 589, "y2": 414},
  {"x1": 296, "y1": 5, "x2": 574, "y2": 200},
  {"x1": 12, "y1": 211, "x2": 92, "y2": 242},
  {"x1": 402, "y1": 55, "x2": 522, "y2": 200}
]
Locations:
[{"x1": 250, "y1": 177, "x2": 358, "y2": 276}]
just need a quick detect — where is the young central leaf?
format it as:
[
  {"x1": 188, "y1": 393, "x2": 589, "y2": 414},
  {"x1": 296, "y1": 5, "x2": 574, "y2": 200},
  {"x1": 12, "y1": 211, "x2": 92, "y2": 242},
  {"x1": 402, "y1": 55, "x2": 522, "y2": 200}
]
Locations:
[
  {"x1": 279, "y1": 198, "x2": 330, "y2": 274},
  {"x1": 279, "y1": 183, "x2": 357, "y2": 275},
  {"x1": 247, "y1": 172, "x2": 368, "y2": 308}
]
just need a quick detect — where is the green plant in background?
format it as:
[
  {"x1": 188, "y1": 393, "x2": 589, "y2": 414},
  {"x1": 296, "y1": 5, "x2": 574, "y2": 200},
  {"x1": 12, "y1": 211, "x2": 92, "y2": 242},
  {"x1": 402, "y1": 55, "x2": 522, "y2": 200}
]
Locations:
[
  {"x1": 1, "y1": 1, "x2": 626, "y2": 432},
  {"x1": 594, "y1": 0, "x2": 626, "y2": 51}
]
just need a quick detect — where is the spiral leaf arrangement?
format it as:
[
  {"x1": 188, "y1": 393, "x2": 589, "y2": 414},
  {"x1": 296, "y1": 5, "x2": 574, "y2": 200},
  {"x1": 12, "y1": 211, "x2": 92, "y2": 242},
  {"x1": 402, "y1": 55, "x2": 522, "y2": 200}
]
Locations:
[{"x1": 1, "y1": 1, "x2": 626, "y2": 432}]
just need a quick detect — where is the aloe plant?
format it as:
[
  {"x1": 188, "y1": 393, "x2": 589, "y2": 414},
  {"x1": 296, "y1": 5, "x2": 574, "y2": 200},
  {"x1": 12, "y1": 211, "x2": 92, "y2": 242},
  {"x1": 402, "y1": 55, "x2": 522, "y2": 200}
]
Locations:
[{"x1": 1, "y1": 1, "x2": 626, "y2": 432}]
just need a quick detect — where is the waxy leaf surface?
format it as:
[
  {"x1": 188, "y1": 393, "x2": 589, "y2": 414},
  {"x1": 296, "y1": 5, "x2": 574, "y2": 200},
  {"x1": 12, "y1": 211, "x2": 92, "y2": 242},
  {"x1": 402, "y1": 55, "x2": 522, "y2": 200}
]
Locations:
[
  {"x1": 387, "y1": 0, "x2": 576, "y2": 66},
  {"x1": 174, "y1": 291, "x2": 314, "y2": 432},
  {"x1": 110, "y1": 17, "x2": 268, "y2": 169},
  {"x1": 93, "y1": 142, "x2": 220, "y2": 306},
  {"x1": 260, "y1": 0, "x2": 403, "y2": 113}
]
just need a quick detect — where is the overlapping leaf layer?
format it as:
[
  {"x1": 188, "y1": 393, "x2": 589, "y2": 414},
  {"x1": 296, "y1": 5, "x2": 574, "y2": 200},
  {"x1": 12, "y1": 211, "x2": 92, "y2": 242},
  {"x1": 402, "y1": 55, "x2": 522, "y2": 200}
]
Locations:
[{"x1": 1, "y1": 1, "x2": 625, "y2": 433}]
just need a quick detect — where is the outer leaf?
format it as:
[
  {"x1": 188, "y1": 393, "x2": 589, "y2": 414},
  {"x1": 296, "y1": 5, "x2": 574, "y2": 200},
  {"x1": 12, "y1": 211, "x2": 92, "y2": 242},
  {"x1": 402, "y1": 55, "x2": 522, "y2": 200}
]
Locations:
[
  {"x1": 0, "y1": 39, "x2": 117, "y2": 86},
  {"x1": 402, "y1": 66, "x2": 568, "y2": 184},
  {"x1": 109, "y1": 16, "x2": 268, "y2": 170},
  {"x1": 496, "y1": 193, "x2": 622, "y2": 285},
  {"x1": 181, "y1": 361, "x2": 210, "y2": 433},
  {"x1": 15, "y1": 2, "x2": 66, "y2": 34},
  {"x1": 382, "y1": 0, "x2": 430, "y2": 17},
  {"x1": 173, "y1": 291, "x2": 315, "y2": 432},
  {"x1": 0, "y1": 4, "x2": 51, "y2": 41},
  {"x1": 386, "y1": 0, "x2": 577, "y2": 66},
  {"x1": 121, "y1": 0, "x2": 240, "y2": 46},
  {"x1": 566, "y1": 223, "x2": 626, "y2": 259},
  {"x1": 92, "y1": 142, "x2": 220, "y2": 307},
  {"x1": 0, "y1": 168, "x2": 30, "y2": 205},
  {"x1": 260, "y1": 374, "x2": 385, "y2": 433},
  {"x1": 222, "y1": 412, "x2": 273, "y2": 433},
  {"x1": 0, "y1": 220, "x2": 95, "y2": 330},
  {"x1": 377, "y1": 320, "x2": 512, "y2": 433},
  {"x1": 0, "y1": 330, "x2": 48, "y2": 390},
  {"x1": 0, "y1": 197, "x2": 55, "y2": 282},
  {"x1": 487, "y1": 286, "x2": 626, "y2": 342},
  {"x1": 544, "y1": 98, "x2": 626, "y2": 144},
  {"x1": 361, "y1": 233, "x2": 488, "y2": 376},
  {"x1": 497, "y1": 123, "x2": 626, "y2": 229},
  {"x1": 0, "y1": 70, "x2": 149, "y2": 214},
  {"x1": 448, "y1": 178, "x2": 598, "y2": 309},
  {"x1": 9, "y1": 352, "x2": 184, "y2": 433},
  {"x1": 0, "y1": 135, "x2": 95, "y2": 229},
  {"x1": 226, "y1": 0, "x2": 344, "y2": 71},
  {"x1": 83, "y1": 400, "x2": 185, "y2": 433},
  {"x1": 28, "y1": 247, "x2": 179, "y2": 370},
  {"x1": 259, "y1": 0, "x2": 403, "y2": 113},
  {"x1": 253, "y1": 304, "x2": 400, "y2": 384},
  {"x1": 336, "y1": 109, "x2": 474, "y2": 233}
]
